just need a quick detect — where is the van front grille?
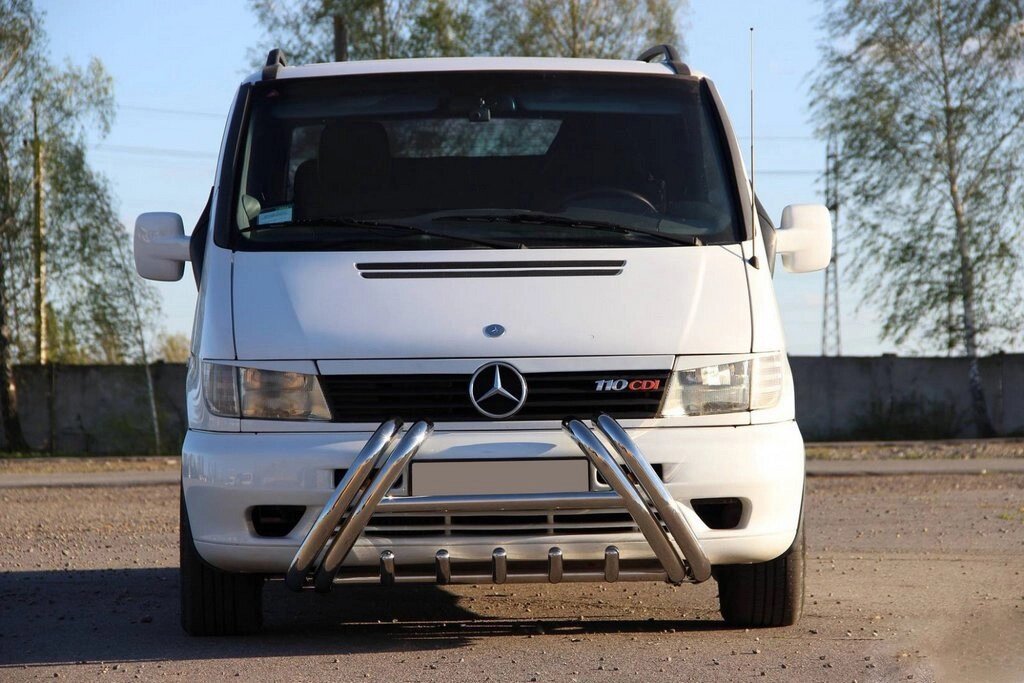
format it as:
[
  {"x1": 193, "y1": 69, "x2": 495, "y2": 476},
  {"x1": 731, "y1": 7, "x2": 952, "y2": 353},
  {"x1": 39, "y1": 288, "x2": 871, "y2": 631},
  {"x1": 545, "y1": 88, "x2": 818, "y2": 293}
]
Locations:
[
  {"x1": 363, "y1": 509, "x2": 640, "y2": 537},
  {"x1": 319, "y1": 370, "x2": 669, "y2": 422}
]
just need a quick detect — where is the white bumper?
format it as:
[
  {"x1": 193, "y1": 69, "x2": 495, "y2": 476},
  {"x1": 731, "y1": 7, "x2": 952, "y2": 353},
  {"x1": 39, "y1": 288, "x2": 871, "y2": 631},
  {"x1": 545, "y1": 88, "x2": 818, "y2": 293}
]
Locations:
[{"x1": 183, "y1": 421, "x2": 805, "y2": 572}]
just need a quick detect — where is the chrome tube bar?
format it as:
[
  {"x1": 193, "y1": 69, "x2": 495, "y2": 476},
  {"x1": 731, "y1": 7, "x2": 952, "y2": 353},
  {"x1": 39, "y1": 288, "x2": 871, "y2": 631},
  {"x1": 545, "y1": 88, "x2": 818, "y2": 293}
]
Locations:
[
  {"x1": 492, "y1": 547, "x2": 508, "y2": 584},
  {"x1": 604, "y1": 546, "x2": 620, "y2": 582},
  {"x1": 332, "y1": 570, "x2": 668, "y2": 585},
  {"x1": 595, "y1": 414, "x2": 712, "y2": 583},
  {"x1": 287, "y1": 414, "x2": 711, "y2": 591},
  {"x1": 314, "y1": 421, "x2": 433, "y2": 592},
  {"x1": 379, "y1": 550, "x2": 396, "y2": 586},
  {"x1": 435, "y1": 550, "x2": 451, "y2": 584},
  {"x1": 285, "y1": 419, "x2": 402, "y2": 591},
  {"x1": 548, "y1": 547, "x2": 563, "y2": 583},
  {"x1": 562, "y1": 418, "x2": 689, "y2": 584}
]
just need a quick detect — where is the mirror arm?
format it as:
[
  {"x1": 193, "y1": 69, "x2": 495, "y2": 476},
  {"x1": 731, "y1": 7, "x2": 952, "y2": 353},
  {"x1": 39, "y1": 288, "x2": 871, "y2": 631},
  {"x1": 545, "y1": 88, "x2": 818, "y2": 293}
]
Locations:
[{"x1": 146, "y1": 234, "x2": 192, "y2": 262}]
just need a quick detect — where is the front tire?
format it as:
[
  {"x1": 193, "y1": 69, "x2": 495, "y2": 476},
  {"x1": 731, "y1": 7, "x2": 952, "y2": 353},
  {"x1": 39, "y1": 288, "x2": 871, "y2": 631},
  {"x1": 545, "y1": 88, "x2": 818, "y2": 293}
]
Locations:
[
  {"x1": 714, "y1": 510, "x2": 805, "y2": 628},
  {"x1": 180, "y1": 491, "x2": 264, "y2": 636}
]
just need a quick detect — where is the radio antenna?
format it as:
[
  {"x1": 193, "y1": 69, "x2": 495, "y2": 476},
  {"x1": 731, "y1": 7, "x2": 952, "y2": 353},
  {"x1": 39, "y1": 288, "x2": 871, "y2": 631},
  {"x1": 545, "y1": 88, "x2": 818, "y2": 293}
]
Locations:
[{"x1": 748, "y1": 26, "x2": 759, "y2": 268}]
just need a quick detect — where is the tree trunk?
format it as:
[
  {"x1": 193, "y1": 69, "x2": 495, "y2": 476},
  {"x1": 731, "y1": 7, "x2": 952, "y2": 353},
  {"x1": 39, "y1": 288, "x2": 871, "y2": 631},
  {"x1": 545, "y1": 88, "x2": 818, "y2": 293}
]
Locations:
[
  {"x1": 142, "y1": 359, "x2": 162, "y2": 454},
  {"x1": 31, "y1": 97, "x2": 47, "y2": 365},
  {"x1": 0, "y1": 249, "x2": 28, "y2": 452},
  {"x1": 934, "y1": 0, "x2": 995, "y2": 437},
  {"x1": 126, "y1": 285, "x2": 161, "y2": 454},
  {"x1": 333, "y1": 14, "x2": 348, "y2": 61}
]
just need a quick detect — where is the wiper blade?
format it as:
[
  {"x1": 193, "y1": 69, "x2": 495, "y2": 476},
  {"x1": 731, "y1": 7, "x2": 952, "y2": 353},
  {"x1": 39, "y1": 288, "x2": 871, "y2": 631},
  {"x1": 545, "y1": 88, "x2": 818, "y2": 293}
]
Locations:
[
  {"x1": 243, "y1": 216, "x2": 523, "y2": 249},
  {"x1": 433, "y1": 212, "x2": 703, "y2": 247}
]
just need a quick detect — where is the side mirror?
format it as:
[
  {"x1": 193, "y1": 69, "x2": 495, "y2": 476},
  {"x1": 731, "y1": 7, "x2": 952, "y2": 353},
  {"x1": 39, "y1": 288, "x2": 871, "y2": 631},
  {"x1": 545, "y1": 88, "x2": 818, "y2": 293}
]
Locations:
[
  {"x1": 775, "y1": 204, "x2": 832, "y2": 273},
  {"x1": 134, "y1": 212, "x2": 191, "y2": 281}
]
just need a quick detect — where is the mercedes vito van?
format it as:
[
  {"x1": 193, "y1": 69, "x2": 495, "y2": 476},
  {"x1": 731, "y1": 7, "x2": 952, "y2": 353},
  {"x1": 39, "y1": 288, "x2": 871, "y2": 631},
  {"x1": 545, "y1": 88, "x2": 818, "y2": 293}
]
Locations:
[{"x1": 134, "y1": 46, "x2": 832, "y2": 636}]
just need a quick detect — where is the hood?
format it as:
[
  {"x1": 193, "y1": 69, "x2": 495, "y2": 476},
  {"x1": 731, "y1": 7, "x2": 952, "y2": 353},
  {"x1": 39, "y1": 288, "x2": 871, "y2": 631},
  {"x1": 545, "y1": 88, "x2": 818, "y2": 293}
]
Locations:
[{"x1": 231, "y1": 247, "x2": 752, "y2": 360}]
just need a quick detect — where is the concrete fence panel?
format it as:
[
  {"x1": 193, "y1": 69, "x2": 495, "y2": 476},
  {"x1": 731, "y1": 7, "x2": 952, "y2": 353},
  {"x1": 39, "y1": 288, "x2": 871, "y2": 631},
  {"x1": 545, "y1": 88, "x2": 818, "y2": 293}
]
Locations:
[{"x1": 1, "y1": 355, "x2": 1021, "y2": 453}]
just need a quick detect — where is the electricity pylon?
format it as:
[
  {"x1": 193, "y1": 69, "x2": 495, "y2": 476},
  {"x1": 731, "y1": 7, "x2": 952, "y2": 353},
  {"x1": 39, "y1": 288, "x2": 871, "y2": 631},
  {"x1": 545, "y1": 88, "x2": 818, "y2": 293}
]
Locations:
[{"x1": 821, "y1": 138, "x2": 842, "y2": 356}]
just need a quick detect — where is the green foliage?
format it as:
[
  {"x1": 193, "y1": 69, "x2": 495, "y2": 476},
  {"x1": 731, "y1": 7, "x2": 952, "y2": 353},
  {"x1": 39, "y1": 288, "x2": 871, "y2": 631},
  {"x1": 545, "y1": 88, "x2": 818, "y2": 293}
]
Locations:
[
  {"x1": 156, "y1": 332, "x2": 191, "y2": 363},
  {"x1": 811, "y1": 0, "x2": 1024, "y2": 354},
  {"x1": 484, "y1": 0, "x2": 684, "y2": 59},
  {"x1": 249, "y1": 0, "x2": 686, "y2": 63},
  {"x1": 0, "y1": 2, "x2": 161, "y2": 366}
]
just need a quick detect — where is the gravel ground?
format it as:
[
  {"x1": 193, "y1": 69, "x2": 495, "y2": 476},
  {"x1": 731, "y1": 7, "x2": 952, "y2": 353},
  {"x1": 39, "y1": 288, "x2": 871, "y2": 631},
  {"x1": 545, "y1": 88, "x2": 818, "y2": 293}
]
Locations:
[
  {"x1": 0, "y1": 474, "x2": 1022, "y2": 681},
  {"x1": 805, "y1": 439, "x2": 1024, "y2": 461},
  {"x1": 0, "y1": 457, "x2": 180, "y2": 476}
]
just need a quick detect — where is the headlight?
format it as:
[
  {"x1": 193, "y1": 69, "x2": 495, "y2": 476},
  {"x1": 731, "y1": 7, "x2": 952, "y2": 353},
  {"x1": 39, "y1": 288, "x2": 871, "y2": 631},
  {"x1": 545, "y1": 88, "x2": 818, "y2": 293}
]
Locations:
[
  {"x1": 202, "y1": 362, "x2": 331, "y2": 420},
  {"x1": 660, "y1": 353, "x2": 785, "y2": 417}
]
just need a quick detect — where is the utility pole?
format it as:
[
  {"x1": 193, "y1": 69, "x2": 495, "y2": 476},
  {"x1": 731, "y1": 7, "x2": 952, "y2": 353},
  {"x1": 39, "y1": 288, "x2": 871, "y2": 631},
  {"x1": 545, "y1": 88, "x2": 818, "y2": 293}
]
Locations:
[
  {"x1": 821, "y1": 137, "x2": 842, "y2": 356},
  {"x1": 30, "y1": 96, "x2": 47, "y2": 365},
  {"x1": 333, "y1": 14, "x2": 348, "y2": 61}
]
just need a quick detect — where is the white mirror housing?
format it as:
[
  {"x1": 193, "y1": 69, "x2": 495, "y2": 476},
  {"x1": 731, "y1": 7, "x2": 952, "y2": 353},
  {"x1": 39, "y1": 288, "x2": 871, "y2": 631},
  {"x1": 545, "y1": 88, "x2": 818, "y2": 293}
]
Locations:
[
  {"x1": 776, "y1": 204, "x2": 832, "y2": 273},
  {"x1": 134, "y1": 212, "x2": 191, "y2": 281}
]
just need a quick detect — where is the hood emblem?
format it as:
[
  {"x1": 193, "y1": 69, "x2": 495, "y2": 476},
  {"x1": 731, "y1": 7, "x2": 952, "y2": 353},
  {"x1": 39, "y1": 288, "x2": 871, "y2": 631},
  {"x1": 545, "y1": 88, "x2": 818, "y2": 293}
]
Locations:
[
  {"x1": 483, "y1": 323, "x2": 505, "y2": 338},
  {"x1": 469, "y1": 362, "x2": 527, "y2": 419}
]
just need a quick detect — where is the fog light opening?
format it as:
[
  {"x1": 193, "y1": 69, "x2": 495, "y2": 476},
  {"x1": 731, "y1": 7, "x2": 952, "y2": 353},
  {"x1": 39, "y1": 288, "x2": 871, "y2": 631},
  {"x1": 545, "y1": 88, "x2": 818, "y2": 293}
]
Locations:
[
  {"x1": 251, "y1": 505, "x2": 306, "y2": 537},
  {"x1": 691, "y1": 497, "x2": 743, "y2": 529}
]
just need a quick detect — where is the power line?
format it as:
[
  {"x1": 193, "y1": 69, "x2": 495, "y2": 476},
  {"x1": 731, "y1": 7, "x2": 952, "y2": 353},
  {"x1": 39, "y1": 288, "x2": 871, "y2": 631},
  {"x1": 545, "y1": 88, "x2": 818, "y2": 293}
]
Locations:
[
  {"x1": 756, "y1": 170, "x2": 821, "y2": 176},
  {"x1": 91, "y1": 144, "x2": 217, "y2": 160},
  {"x1": 736, "y1": 135, "x2": 817, "y2": 141},
  {"x1": 119, "y1": 104, "x2": 224, "y2": 119}
]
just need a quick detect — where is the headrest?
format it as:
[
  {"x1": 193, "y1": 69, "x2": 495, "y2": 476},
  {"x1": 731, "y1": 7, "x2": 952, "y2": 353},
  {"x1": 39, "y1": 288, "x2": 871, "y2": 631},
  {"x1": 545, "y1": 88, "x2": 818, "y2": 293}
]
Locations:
[{"x1": 317, "y1": 120, "x2": 392, "y2": 190}]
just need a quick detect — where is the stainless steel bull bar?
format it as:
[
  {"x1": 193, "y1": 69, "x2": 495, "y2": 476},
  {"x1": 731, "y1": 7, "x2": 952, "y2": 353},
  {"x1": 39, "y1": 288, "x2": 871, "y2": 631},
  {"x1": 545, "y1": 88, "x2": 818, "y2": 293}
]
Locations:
[{"x1": 285, "y1": 414, "x2": 711, "y2": 592}]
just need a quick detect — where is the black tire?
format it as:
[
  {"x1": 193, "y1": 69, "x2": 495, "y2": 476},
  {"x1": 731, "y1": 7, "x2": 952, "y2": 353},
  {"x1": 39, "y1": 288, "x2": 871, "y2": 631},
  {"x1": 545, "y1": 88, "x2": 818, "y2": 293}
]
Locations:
[
  {"x1": 714, "y1": 509, "x2": 805, "y2": 628},
  {"x1": 180, "y1": 491, "x2": 264, "y2": 636}
]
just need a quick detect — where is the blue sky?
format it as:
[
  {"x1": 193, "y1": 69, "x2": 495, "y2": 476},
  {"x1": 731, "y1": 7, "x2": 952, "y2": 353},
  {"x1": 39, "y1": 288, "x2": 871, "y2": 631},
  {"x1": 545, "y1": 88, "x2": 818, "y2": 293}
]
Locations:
[{"x1": 39, "y1": 0, "x2": 890, "y2": 356}]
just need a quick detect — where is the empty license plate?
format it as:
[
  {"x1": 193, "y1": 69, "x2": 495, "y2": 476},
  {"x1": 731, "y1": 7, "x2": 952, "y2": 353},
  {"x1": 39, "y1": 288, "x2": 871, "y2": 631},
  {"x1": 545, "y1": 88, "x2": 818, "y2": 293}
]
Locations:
[{"x1": 410, "y1": 459, "x2": 590, "y2": 496}]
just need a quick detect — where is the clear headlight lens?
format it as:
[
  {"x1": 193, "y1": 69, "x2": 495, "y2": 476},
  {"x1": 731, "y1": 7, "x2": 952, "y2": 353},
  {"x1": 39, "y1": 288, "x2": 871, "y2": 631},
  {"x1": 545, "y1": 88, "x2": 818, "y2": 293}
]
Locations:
[
  {"x1": 202, "y1": 362, "x2": 240, "y2": 417},
  {"x1": 660, "y1": 353, "x2": 785, "y2": 417},
  {"x1": 202, "y1": 363, "x2": 331, "y2": 421}
]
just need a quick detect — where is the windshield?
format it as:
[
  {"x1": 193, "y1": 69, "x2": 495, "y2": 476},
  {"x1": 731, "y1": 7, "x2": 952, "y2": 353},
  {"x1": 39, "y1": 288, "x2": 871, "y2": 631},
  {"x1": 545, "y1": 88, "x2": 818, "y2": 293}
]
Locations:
[{"x1": 233, "y1": 72, "x2": 742, "y2": 250}]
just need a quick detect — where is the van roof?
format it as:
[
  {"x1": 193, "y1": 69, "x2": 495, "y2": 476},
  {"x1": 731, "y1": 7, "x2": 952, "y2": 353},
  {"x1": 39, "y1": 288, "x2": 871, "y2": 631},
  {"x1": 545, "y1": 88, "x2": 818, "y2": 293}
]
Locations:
[{"x1": 245, "y1": 56, "x2": 706, "y2": 84}]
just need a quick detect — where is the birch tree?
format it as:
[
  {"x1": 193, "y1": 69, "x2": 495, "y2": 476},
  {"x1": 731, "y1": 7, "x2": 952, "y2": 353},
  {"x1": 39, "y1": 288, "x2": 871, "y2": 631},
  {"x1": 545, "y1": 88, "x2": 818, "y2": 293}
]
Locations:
[
  {"x1": 483, "y1": 0, "x2": 685, "y2": 59},
  {"x1": 250, "y1": 0, "x2": 477, "y2": 62},
  {"x1": 250, "y1": 0, "x2": 686, "y2": 62},
  {"x1": 812, "y1": 0, "x2": 1024, "y2": 436},
  {"x1": 0, "y1": 0, "x2": 166, "y2": 451},
  {"x1": 0, "y1": 0, "x2": 36, "y2": 450}
]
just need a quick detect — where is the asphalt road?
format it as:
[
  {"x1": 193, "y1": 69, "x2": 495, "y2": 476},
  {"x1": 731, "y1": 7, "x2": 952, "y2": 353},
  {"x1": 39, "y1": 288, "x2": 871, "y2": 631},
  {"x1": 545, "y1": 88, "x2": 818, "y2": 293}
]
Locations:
[{"x1": 1, "y1": 474, "x2": 1022, "y2": 682}]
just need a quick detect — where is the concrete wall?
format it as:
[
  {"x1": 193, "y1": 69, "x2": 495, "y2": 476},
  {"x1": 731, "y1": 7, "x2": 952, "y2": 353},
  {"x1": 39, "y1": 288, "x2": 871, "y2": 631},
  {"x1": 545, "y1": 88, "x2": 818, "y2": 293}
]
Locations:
[
  {"x1": 6, "y1": 363, "x2": 187, "y2": 455},
  {"x1": 2, "y1": 354, "x2": 1021, "y2": 453},
  {"x1": 791, "y1": 354, "x2": 1023, "y2": 440}
]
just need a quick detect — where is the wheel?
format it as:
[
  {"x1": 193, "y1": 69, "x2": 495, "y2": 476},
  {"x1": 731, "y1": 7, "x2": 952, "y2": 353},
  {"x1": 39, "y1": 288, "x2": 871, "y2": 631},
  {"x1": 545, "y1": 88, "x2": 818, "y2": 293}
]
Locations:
[
  {"x1": 714, "y1": 509, "x2": 805, "y2": 628},
  {"x1": 180, "y1": 490, "x2": 264, "y2": 636}
]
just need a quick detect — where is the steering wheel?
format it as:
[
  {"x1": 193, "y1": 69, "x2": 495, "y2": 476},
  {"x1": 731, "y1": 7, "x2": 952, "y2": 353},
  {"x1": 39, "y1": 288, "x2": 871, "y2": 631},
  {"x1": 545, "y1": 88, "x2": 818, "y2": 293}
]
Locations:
[{"x1": 561, "y1": 187, "x2": 658, "y2": 214}]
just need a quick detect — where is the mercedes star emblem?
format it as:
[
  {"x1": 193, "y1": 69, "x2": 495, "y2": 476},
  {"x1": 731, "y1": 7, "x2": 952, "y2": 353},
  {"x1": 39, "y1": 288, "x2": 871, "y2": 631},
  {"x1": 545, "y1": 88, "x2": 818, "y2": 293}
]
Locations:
[
  {"x1": 483, "y1": 323, "x2": 506, "y2": 338},
  {"x1": 468, "y1": 362, "x2": 528, "y2": 419}
]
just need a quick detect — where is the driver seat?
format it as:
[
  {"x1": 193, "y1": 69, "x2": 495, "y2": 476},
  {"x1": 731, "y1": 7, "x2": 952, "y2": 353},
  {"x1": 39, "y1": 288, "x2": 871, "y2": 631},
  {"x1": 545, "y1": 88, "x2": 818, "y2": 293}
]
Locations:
[{"x1": 533, "y1": 118, "x2": 661, "y2": 211}]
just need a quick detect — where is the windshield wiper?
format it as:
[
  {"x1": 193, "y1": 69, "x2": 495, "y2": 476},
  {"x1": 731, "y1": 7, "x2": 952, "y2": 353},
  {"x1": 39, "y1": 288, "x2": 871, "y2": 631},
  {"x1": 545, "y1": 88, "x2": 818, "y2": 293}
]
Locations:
[
  {"x1": 241, "y1": 216, "x2": 524, "y2": 249},
  {"x1": 432, "y1": 212, "x2": 703, "y2": 247}
]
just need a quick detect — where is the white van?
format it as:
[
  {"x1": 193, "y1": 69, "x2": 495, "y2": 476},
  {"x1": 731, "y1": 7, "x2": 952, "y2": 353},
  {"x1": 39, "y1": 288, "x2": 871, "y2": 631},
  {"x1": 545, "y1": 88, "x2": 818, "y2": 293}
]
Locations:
[{"x1": 135, "y1": 46, "x2": 831, "y2": 636}]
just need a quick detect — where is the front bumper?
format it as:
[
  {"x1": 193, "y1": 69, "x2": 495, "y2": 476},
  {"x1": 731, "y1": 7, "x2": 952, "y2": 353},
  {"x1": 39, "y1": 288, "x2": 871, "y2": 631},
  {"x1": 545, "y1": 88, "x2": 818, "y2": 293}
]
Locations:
[{"x1": 183, "y1": 420, "x2": 804, "y2": 573}]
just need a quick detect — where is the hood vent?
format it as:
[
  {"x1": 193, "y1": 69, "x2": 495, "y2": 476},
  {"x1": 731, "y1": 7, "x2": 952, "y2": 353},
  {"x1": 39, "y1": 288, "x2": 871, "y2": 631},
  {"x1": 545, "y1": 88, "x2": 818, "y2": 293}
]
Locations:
[{"x1": 356, "y1": 260, "x2": 625, "y2": 279}]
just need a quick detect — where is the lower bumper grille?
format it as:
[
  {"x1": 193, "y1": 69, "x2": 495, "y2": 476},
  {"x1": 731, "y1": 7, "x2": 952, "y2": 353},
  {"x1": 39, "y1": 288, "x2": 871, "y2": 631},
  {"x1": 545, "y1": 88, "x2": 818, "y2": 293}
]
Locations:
[{"x1": 364, "y1": 509, "x2": 639, "y2": 537}]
